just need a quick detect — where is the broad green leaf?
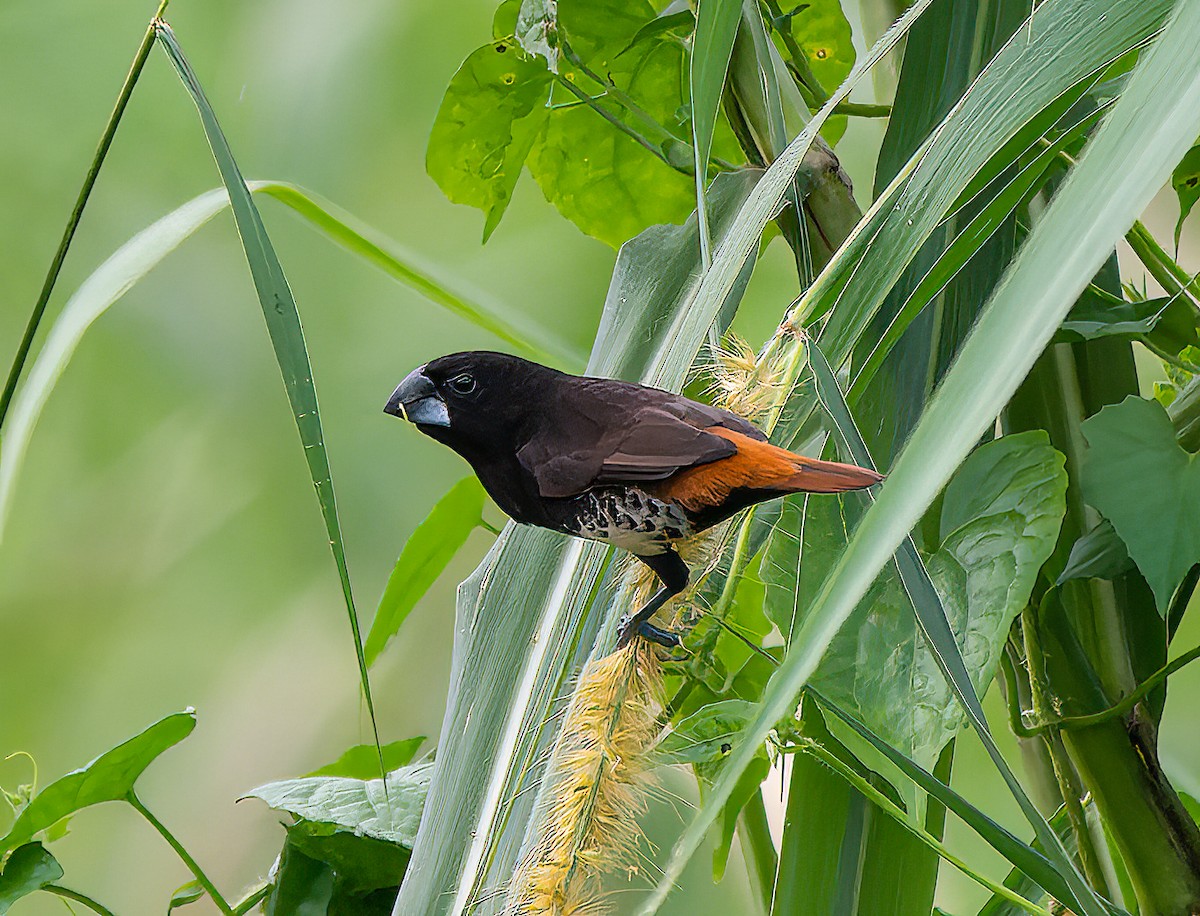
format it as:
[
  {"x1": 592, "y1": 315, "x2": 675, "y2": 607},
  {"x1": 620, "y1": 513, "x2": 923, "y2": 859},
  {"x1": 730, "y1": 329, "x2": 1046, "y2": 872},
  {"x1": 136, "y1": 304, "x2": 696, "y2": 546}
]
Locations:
[
  {"x1": 1173, "y1": 144, "x2": 1200, "y2": 249},
  {"x1": 0, "y1": 182, "x2": 561, "y2": 546},
  {"x1": 1081, "y1": 395, "x2": 1200, "y2": 610},
  {"x1": 690, "y1": 0, "x2": 741, "y2": 263},
  {"x1": 649, "y1": 0, "x2": 1200, "y2": 907},
  {"x1": 168, "y1": 880, "x2": 205, "y2": 913},
  {"x1": 265, "y1": 840, "x2": 334, "y2": 916},
  {"x1": 493, "y1": 0, "x2": 521, "y2": 40},
  {"x1": 528, "y1": 37, "x2": 696, "y2": 246},
  {"x1": 425, "y1": 41, "x2": 553, "y2": 242},
  {"x1": 1054, "y1": 290, "x2": 1198, "y2": 353},
  {"x1": 776, "y1": 0, "x2": 855, "y2": 97},
  {"x1": 1057, "y1": 519, "x2": 1133, "y2": 584},
  {"x1": 244, "y1": 763, "x2": 431, "y2": 849},
  {"x1": 713, "y1": 755, "x2": 769, "y2": 882},
  {"x1": 284, "y1": 824, "x2": 408, "y2": 895},
  {"x1": 0, "y1": 712, "x2": 195, "y2": 854},
  {"x1": 364, "y1": 477, "x2": 487, "y2": 665},
  {"x1": 308, "y1": 738, "x2": 426, "y2": 779},
  {"x1": 158, "y1": 24, "x2": 384, "y2": 772},
  {"x1": 0, "y1": 843, "x2": 62, "y2": 914}
]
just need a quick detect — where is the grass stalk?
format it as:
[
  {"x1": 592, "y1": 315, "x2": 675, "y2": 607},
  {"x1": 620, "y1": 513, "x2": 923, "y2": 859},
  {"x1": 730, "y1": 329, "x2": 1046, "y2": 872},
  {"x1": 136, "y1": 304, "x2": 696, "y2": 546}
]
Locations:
[
  {"x1": 127, "y1": 792, "x2": 232, "y2": 915},
  {"x1": 0, "y1": 0, "x2": 169, "y2": 429}
]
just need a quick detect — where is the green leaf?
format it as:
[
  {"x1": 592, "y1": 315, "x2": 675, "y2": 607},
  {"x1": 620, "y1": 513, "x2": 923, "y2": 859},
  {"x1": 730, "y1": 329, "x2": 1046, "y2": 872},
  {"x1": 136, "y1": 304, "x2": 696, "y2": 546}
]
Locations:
[
  {"x1": 777, "y1": 0, "x2": 855, "y2": 96},
  {"x1": 167, "y1": 880, "x2": 205, "y2": 913},
  {"x1": 307, "y1": 738, "x2": 426, "y2": 779},
  {"x1": 1081, "y1": 395, "x2": 1200, "y2": 610},
  {"x1": 976, "y1": 806, "x2": 1082, "y2": 916},
  {"x1": 1054, "y1": 290, "x2": 1199, "y2": 352},
  {"x1": 426, "y1": 40, "x2": 553, "y2": 242},
  {"x1": 364, "y1": 477, "x2": 487, "y2": 665},
  {"x1": 650, "y1": 0, "x2": 1200, "y2": 906},
  {"x1": 243, "y1": 763, "x2": 431, "y2": 849},
  {"x1": 713, "y1": 754, "x2": 769, "y2": 883},
  {"x1": 0, "y1": 182, "x2": 567, "y2": 546},
  {"x1": 817, "y1": 696, "x2": 1074, "y2": 912},
  {"x1": 690, "y1": 0, "x2": 741, "y2": 262},
  {"x1": 657, "y1": 700, "x2": 757, "y2": 773},
  {"x1": 1173, "y1": 143, "x2": 1200, "y2": 249},
  {"x1": 1057, "y1": 519, "x2": 1134, "y2": 584},
  {"x1": 0, "y1": 711, "x2": 195, "y2": 854},
  {"x1": 156, "y1": 25, "x2": 384, "y2": 775},
  {"x1": 527, "y1": 36, "x2": 697, "y2": 246},
  {"x1": 0, "y1": 843, "x2": 63, "y2": 915},
  {"x1": 264, "y1": 840, "x2": 333, "y2": 916},
  {"x1": 284, "y1": 824, "x2": 408, "y2": 895}
]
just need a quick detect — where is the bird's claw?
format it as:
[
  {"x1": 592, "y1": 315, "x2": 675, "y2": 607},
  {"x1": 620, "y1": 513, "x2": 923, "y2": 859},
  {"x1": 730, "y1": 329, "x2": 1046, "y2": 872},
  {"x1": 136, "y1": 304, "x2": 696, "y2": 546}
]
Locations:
[{"x1": 615, "y1": 616, "x2": 682, "y2": 650}]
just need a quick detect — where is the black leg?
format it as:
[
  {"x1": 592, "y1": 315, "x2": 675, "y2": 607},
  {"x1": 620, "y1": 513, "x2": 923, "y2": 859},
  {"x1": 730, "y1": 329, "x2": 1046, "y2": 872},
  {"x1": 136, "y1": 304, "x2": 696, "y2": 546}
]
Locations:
[{"x1": 615, "y1": 549, "x2": 689, "y2": 648}]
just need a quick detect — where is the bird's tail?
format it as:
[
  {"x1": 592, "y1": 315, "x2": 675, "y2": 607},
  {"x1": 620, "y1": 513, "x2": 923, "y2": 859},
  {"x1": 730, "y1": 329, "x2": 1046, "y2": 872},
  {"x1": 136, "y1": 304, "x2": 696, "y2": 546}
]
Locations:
[{"x1": 780, "y1": 453, "x2": 883, "y2": 493}]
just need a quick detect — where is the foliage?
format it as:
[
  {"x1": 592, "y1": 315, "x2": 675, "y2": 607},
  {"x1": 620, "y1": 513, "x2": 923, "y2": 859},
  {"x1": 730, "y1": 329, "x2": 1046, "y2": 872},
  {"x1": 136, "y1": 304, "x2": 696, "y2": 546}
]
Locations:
[{"x1": 5, "y1": 0, "x2": 1200, "y2": 914}]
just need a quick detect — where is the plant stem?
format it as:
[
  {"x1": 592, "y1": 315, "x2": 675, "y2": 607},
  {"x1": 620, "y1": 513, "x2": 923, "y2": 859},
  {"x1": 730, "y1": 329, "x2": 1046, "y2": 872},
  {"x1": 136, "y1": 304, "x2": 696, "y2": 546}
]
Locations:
[
  {"x1": 0, "y1": 0, "x2": 169, "y2": 429},
  {"x1": 232, "y1": 883, "x2": 272, "y2": 914},
  {"x1": 127, "y1": 792, "x2": 233, "y2": 914},
  {"x1": 738, "y1": 790, "x2": 779, "y2": 913},
  {"x1": 759, "y1": 0, "x2": 829, "y2": 107},
  {"x1": 44, "y1": 886, "x2": 118, "y2": 916}
]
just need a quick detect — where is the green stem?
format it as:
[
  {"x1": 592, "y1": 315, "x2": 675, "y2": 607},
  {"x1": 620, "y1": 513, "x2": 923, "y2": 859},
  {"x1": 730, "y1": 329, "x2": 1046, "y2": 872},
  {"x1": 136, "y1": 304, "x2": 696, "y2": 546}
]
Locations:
[
  {"x1": 738, "y1": 790, "x2": 779, "y2": 913},
  {"x1": 552, "y1": 76, "x2": 690, "y2": 175},
  {"x1": 759, "y1": 0, "x2": 829, "y2": 106},
  {"x1": 1022, "y1": 642, "x2": 1200, "y2": 735},
  {"x1": 1126, "y1": 220, "x2": 1200, "y2": 308},
  {"x1": 127, "y1": 792, "x2": 232, "y2": 915},
  {"x1": 0, "y1": 0, "x2": 169, "y2": 430},
  {"x1": 43, "y1": 886, "x2": 118, "y2": 916},
  {"x1": 232, "y1": 883, "x2": 271, "y2": 915}
]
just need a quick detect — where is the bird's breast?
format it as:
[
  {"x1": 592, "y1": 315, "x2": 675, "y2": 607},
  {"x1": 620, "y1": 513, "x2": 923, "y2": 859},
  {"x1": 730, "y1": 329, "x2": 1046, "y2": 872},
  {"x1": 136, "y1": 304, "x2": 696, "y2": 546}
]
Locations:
[{"x1": 563, "y1": 486, "x2": 692, "y2": 556}]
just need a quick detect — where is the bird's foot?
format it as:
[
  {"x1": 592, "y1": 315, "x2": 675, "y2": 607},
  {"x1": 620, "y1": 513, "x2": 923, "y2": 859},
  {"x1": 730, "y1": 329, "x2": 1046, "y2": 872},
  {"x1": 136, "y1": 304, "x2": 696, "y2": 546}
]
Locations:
[{"x1": 615, "y1": 615, "x2": 682, "y2": 650}]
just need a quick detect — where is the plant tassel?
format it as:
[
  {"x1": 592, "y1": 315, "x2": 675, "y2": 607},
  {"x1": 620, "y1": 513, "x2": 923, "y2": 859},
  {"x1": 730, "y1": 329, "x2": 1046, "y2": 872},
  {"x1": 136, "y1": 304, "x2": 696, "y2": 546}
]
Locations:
[{"x1": 506, "y1": 639, "x2": 664, "y2": 915}]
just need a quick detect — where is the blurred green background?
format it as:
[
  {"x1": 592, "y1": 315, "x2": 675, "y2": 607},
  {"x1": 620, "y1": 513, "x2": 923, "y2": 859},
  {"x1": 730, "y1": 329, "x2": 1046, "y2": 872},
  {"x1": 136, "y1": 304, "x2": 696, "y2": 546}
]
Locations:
[{"x1": 2, "y1": 1, "x2": 1198, "y2": 914}]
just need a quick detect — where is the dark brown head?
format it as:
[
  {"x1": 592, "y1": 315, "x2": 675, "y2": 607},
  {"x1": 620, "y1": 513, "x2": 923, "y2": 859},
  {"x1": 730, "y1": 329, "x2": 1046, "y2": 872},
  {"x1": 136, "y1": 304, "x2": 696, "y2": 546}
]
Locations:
[{"x1": 384, "y1": 351, "x2": 560, "y2": 457}]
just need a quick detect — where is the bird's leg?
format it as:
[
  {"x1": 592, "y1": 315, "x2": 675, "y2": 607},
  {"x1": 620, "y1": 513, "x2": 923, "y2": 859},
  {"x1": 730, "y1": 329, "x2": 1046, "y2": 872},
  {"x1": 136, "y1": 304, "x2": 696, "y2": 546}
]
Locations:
[{"x1": 616, "y1": 549, "x2": 689, "y2": 649}]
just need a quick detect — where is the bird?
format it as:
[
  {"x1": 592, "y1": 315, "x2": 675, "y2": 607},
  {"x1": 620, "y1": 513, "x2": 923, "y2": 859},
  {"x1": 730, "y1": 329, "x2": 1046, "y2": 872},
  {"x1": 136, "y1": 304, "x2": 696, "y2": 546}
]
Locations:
[{"x1": 384, "y1": 351, "x2": 882, "y2": 649}]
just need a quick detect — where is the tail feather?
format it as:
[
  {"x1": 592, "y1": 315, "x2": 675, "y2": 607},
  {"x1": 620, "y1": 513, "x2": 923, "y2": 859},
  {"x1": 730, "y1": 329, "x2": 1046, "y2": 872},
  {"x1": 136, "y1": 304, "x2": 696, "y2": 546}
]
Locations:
[{"x1": 782, "y1": 455, "x2": 883, "y2": 494}]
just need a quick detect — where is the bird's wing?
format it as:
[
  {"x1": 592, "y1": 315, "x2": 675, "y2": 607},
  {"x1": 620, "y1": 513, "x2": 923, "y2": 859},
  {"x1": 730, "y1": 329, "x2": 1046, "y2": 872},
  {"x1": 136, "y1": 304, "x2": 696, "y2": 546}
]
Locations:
[{"x1": 517, "y1": 406, "x2": 738, "y2": 498}]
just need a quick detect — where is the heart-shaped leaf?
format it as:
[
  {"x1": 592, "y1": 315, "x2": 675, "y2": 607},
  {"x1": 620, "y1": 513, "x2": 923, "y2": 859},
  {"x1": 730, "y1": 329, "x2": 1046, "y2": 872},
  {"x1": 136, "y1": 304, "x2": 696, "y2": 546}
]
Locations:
[
  {"x1": 0, "y1": 711, "x2": 195, "y2": 855},
  {"x1": 0, "y1": 843, "x2": 63, "y2": 914},
  {"x1": 1081, "y1": 395, "x2": 1200, "y2": 610}
]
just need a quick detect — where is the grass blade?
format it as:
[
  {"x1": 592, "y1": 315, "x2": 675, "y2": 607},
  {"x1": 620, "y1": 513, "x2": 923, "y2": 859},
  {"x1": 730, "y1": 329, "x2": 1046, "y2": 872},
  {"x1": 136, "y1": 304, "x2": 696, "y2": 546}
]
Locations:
[
  {"x1": 155, "y1": 24, "x2": 384, "y2": 774},
  {"x1": 257, "y1": 183, "x2": 579, "y2": 368},
  {"x1": 643, "y1": 0, "x2": 1200, "y2": 907},
  {"x1": 0, "y1": 1, "x2": 169, "y2": 429},
  {"x1": 690, "y1": 0, "x2": 741, "y2": 265}
]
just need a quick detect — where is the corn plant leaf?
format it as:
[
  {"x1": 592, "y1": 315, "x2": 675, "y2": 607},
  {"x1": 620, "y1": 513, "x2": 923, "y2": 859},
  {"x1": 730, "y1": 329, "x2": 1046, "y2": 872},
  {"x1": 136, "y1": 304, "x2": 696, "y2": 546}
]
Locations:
[
  {"x1": 690, "y1": 0, "x2": 741, "y2": 261},
  {"x1": 0, "y1": 843, "x2": 63, "y2": 915},
  {"x1": 1080, "y1": 395, "x2": 1200, "y2": 611},
  {"x1": 425, "y1": 40, "x2": 553, "y2": 242},
  {"x1": 977, "y1": 807, "x2": 1083, "y2": 916},
  {"x1": 1173, "y1": 143, "x2": 1200, "y2": 249},
  {"x1": 364, "y1": 477, "x2": 487, "y2": 665},
  {"x1": 0, "y1": 711, "x2": 196, "y2": 855},
  {"x1": 646, "y1": 0, "x2": 1200, "y2": 907},
  {"x1": 1054, "y1": 289, "x2": 1198, "y2": 353}
]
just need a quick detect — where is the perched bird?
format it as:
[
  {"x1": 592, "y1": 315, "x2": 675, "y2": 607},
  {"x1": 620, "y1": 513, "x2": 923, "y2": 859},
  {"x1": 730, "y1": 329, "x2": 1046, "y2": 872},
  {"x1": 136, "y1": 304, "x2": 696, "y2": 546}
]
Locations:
[{"x1": 385, "y1": 352, "x2": 881, "y2": 648}]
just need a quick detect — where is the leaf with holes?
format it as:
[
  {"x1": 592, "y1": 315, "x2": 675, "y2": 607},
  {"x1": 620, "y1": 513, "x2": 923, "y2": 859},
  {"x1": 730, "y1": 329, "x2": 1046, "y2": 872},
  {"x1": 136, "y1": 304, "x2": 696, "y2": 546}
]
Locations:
[{"x1": 1173, "y1": 143, "x2": 1200, "y2": 249}]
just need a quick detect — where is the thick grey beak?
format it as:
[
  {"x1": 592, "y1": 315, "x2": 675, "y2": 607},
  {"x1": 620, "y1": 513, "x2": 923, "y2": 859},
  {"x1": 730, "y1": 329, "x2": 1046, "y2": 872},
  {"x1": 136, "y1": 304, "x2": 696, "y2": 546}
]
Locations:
[{"x1": 384, "y1": 367, "x2": 450, "y2": 427}]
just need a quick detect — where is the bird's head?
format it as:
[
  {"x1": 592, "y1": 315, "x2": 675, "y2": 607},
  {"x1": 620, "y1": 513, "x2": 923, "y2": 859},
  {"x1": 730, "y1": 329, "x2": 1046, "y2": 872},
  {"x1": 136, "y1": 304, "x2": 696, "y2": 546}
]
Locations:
[{"x1": 384, "y1": 351, "x2": 553, "y2": 453}]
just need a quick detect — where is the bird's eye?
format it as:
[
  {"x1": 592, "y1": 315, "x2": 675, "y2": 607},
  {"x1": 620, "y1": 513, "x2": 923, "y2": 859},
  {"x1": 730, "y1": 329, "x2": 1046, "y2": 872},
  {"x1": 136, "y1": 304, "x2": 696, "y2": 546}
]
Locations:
[{"x1": 448, "y1": 373, "x2": 477, "y2": 395}]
